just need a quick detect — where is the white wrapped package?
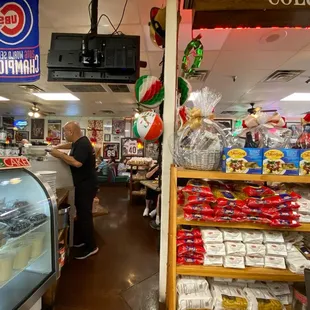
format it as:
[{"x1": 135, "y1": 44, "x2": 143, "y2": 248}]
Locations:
[
  {"x1": 248, "y1": 282, "x2": 268, "y2": 289},
  {"x1": 277, "y1": 294, "x2": 290, "y2": 305},
  {"x1": 178, "y1": 290, "x2": 213, "y2": 310},
  {"x1": 204, "y1": 255, "x2": 223, "y2": 266},
  {"x1": 242, "y1": 230, "x2": 263, "y2": 244},
  {"x1": 225, "y1": 242, "x2": 246, "y2": 256},
  {"x1": 205, "y1": 243, "x2": 226, "y2": 256},
  {"x1": 286, "y1": 245, "x2": 310, "y2": 274},
  {"x1": 177, "y1": 276, "x2": 209, "y2": 296},
  {"x1": 224, "y1": 256, "x2": 245, "y2": 269},
  {"x1": 246, "y1": 244, "x2": 266, "y2": 257},
  {"x1": 266, "y1": 282, "x2": 291, "y2": 296},
  {"x1": 263, "y1": 231, "x2": 284, "y2": 244},
  {"x1": 211, "y1": 283, "x2": 248, "y2": 310},
  {"x1": 245, "y1": 256, "x2": 264, "y2": 267},
  {"x1": 221, "y1": 229, "x2": 243, "y2": 242},
  {"x1": 266, "y1": 243, "x2": 288, "y2": 257},
  {"x1": 298, "y1": 197, "x2": 310, "y2": 215},
  {"x1": 264, "y1": 256, "x2": 286, "y2": 269},
  {"x1": 299, "y1": 214, "x2": 310, "y2": 223},
  {"x1": 243, "y1": 287, "x2": 284, "y2": 310},
  {"x1": 213, "y1": 277, "x2": 233, "y2": 283},
  {"x1": 201, "y1": 228, "x2": 223, "y2": 244}
]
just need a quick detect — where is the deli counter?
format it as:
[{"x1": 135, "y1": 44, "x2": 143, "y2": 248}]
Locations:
[{"x1": 0, "y1": 157, "x2": 58, "y2": 310}]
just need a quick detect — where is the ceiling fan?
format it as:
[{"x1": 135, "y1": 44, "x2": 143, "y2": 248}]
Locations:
[
  {"x1": 239, "y1": 102, "x2": 277, "y2": 118},
  {"x1": 27, "y1": 102, "x2": 52, "y2": 118}
]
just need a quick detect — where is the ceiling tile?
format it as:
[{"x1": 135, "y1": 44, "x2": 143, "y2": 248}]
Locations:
[{"x1": 193, "y1": 29, "x2": 231, "y2": 51}]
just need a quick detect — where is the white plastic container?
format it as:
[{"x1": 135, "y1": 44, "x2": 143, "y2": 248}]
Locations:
[
  {"x1": 27, "y1": 232, "x2": 45, "y2": 258},
  {"x1": 9, "y1": 242, "x2": 32, "y2": 270},
  {"x1": 0, "y1": 253, "x2": 14, "y2": 282}
]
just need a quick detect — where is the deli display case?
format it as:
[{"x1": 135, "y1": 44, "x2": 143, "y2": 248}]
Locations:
[{"x1": 0, "y1": 157, "x2": 58, "y2": 310}]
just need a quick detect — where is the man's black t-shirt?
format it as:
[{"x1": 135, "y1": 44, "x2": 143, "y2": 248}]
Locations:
[{"x1": 69, "y1": 136, "x2": 97, "y2": 187}]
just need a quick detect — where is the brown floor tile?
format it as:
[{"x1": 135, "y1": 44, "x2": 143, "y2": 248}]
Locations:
[{"x1": 55, "y1": 186, "x2": 160, "y2": 309}]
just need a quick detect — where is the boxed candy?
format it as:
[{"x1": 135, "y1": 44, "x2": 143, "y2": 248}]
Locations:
[
  {"x1": 222, "y1": 148, "x2": 263, "y2": 174},
  {"x1": 299, "y1": 149, "x2": 310, "y2": 176},
  {"x1": 263, "y1": 148, "x2": 300, "y2": 176}
]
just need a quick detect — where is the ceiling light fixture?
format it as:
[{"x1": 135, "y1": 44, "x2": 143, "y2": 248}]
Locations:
[
  {"x1": 32, "y1": 93, "x2": 80, "y2": 101},
  {"x1": 0, "y1": 96, "x2": 9, "y2": 101},
  {"x1": 281, "y1": 93, "x2": 310, "y2": 101},
  {"x1": 28, "y1": 111, "x2": 34, "y2": 117},
  {"x1": 34, "y1": 112, "x2": 40, "y2": 118},
  {"x1": 134, "y1": 112, "x2": 140, "y2": 118}
]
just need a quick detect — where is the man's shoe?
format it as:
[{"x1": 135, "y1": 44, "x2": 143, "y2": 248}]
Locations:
[
  {"x1": 75, "y1": 247, "x2": 99, "y2": 260},
  {"x1": 73, "y1": 243, "x2": 85, "y2": 248}
]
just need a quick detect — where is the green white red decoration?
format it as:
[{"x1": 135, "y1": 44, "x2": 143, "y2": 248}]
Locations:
[
  {"x1": 178, "y1": 77, "x2": 192, "y2": 105},
  {"x1": 135, "y1": 75, "x2": 164, "y2": 109},
  {"x1": 133, "y1": 111, "x2": 163, "y2": 141}
]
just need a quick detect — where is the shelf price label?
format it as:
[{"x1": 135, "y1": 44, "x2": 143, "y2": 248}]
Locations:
[{"x1": 0, "y1": 157, "x2": 31, "y2": 169}]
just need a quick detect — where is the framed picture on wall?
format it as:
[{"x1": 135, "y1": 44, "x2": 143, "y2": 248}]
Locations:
[
  {"x1": 145, "y1": 142, "x2": 159, "y2": 160},
  {"x1": 121, "y1": 138, "x2": 144, "y2": 157},
  {"x1": 287, "y1": 122, "x2": 302, "y2": 140},
  {"x1": 6, "y1": 129, "x2": 14, "y2": 140},
  {"x1": 47, "y1": 120, "x2": 61, "y2": 140},
  {"x1": 31, "y1": 119, "x2": 45, "y2": 140},
  {"x1": 214, "y1": 119, "x2": 233, "y2": 129},
  {"x1": 2, "y1": 116, "x2": 14, "y2": 128},
  {"x1": 104, "y1": 134, "x2": 111, "y2": 142},
  {"x1": 15, "y1": 131, "x2": 29, "y2": 142},
  {"x1": 103, "y1": 143, "x2": 120, "y2": 160}
]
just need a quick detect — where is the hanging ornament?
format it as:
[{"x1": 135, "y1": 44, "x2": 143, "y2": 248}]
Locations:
[
  {"x1": 135, "y1": 75, "x2": 164, "y2": 109},
  {"x1": 182, "y1": 34, "x2": 204, "y2": 77},
  {"x1": 133, "y1": 111, "x2": 163, "y2": 141},
  {"x1": 178, "y1": 77, "x2": 192, "y2": 106}
]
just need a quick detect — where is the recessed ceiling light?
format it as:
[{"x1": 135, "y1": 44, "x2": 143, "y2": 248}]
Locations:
[
  {"x1": 281, "y1": 93, "x2": 310, "y2": 101},
  {"x1": 32, "y1": 93, "x2": 80, "y2": 101},
  {"x1": 0, "y1": 96, "x2": 9, "y2": 101}
]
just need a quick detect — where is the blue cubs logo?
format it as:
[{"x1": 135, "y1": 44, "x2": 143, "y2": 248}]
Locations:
[{"x1": 0, "y1": 0, "x2": 33, "y2": 45}]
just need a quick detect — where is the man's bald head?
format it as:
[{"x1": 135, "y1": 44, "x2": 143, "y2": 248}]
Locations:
[{"x1": 63, "y1": 121, "x2": 82, "y2": 142}]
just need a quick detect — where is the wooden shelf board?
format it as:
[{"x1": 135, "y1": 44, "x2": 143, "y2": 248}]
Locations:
[
  {"x1": 176, "y1": 265, "x2": 304, "y2": 282},
  {"x1": 176, "y1": 168, "x2": 310, "y2": 183},
  {"x1": 177, "y1": 217, "x2": 310, "y2": 232}
]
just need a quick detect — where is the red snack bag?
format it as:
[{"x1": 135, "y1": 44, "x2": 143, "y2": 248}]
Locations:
[
  {"x1": 177, "y1": 245, "x2": 206, "y2": 256},
  {"x1": 246, "y1": 194, "x2": 298, "y2": 208},
  {"x1": 177, "y1": 238, "x2": 204, "y2": 247},
  {"x1": 270, "y1": 219, "x2": 301, "y2": 228},
  {"x1": 275, "y1": 202, "x2": 300, "y2": 210},
  {"x1": 183, "y1": 204, "x2": 214, "y2": 216},
  {"x1": 213, "y1": 189, "x2": 246, "y2": 208},
  {"x1": 177, "y1": 256, "x2": 203, "y2": 265},
  {"x1": 183, "y1": 180, "x2": 214, "y2": 197},
  {"x1": 240, "y1": 184, "x2": 275, "y2": 197},
  {"x1": 183, "y1": 212, "x2": 214, "y2": 222},
  {"x1": 214, "y1": 208, "x2": 246, "y2": 218},
  {"x1": 187, "y1": 194, "x2": 217, "y2": 205},
  {"x1": 177, "y1": 228, "x2": 202, "y2": 240},
  {"x1": 214, "y1": 216, "x2": 246, "y2": 222},
  {"x1": 246, "y1": 215, "x2": 271, "y2": 224}
]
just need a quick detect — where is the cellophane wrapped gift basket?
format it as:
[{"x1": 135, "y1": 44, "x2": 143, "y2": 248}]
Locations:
[{"x1": 173, "y1": 87, "x2": 227, "y2": 170}]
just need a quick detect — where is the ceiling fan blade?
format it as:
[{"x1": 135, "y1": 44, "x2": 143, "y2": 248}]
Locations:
[{"x1": 261, "y1": 109, "x2": 277, "y2": 113}]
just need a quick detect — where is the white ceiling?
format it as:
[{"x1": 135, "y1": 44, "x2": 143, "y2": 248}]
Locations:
[{"x1": 1, "y1": 0, "x2": 310, "y2": 119}]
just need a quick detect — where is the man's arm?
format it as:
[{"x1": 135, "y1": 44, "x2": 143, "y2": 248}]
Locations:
[
  {"x1": 50, "y1": 149, "x2": 82, "y2": 168},
  {"x1": 53, "y1": 143, "x2": 72, "y2": 150}
]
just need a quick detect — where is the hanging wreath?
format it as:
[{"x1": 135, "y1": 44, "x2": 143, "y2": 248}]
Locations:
[{"x1": 181, "y1": 34, "x2": 204, "y2": 77}]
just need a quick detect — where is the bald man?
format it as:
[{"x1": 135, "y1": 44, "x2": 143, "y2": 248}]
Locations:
[{"x1": 51, "y1": 122, "x2": 98, "y2": 259}]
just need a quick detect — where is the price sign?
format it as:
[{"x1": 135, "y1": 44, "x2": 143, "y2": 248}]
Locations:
[
  {"x1": 103, "y1": 143, "x2": 120, "y2": 160},
  {"x1": 121, "y1": 138, "x2": 144, "y2": 157}
]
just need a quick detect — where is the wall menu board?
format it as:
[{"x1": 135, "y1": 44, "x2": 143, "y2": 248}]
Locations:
[
  {"x1": 103, "y1": 143, "x2": 120, "y2": 160},
  {"x1": 121, "y1": 138, "x2": 144, "y2": 157}
]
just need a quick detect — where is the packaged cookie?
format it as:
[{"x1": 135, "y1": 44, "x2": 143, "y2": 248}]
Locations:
[
  {"x1": 205, "y1": 243, "x2": 226, "y2": 256},
  {"x1": 204, "y1": 255, "x2": 223, "y2": 266},
  {"x1": 266, "y1": 243, "x2": 288, "y2": 257},
  {"x1": 177, "y1": 228, "x2": 202, "y2": 240},
  {"x1": 246, "y1": 244, "x2": 266, "y2": 257},
  {"x1": 201, "y1": 228, "x2": 223, "y2": 243},
  {"x1": 264, "y1": 256, "x2": 286, "y2": 269},
  {"x1": 263, "y1": 231, "x2": 284, "y2": 244},
  {"x1": 225, "y1": 242, "x2": 246, "y2": 257},
  {"x1": 177, "y1": 276, "x2": 209, "y2": 295},
  {"x1": 242, "y1": 230, "x2": 263, "y2": 244},
  {"x1": 266, "y1": 282, "x2": 291, "y2": 296},
  {"x1": 184, "y1": 179, "x2": 214, "y2": 197},
  {"x1": 211, "y1": 283, "x2": 248, "y2": 310},
  {"x1": 178, "y1": 290, "x2": 213, "y2": 310},
  {"x1": 245, "y1": 256, "x2": 265, "y2": 267},
  {"x1": 221, "y1": 229, "x2": 243, "y2": 242},
  {"x1": 224, "y1": 256, "x2": 245, "y2": 269}
]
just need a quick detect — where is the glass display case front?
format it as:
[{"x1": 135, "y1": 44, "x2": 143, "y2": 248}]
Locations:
[{"x1": 0, "y1": 168, "x2": 57, "y2": 310}]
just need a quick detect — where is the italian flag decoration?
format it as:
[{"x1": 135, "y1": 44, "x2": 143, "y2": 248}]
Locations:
[
  {"x1": 135, "y1": 75, "x2": 164, "y2": 109},
  {"x1": 133, "y1": 111, "x2": 164, "y2": 141},
  {"x1": 178, "y1": 76, "x2": 192, "y2": 106}
]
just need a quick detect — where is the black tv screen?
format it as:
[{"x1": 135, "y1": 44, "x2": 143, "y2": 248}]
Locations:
[{"x1": 47, "y1": 33, "x2": 140, "y2": 83}]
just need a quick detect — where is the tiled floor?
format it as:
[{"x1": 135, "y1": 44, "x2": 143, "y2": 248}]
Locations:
[{"x1": 54, "y1": 186, "x2": 162, "y2": 310}]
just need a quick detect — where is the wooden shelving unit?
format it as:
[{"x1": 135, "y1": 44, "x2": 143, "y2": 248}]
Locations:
[
  {"x1": 128, "y1": 163, "x2": 149, "y2": 203},
  {"x1": 167, "y1": 166, "x2": 310, "y2": 310}
]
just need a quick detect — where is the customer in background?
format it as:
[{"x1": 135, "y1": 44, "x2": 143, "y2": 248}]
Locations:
[
  {"x1": 50, "y1": 121, "x2": 99, "y2": 259},
  {"x1": 143, "y1": 162, "x2": 160, "y2": 217}
]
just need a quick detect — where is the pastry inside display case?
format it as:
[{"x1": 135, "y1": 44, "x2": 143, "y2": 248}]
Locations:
[{"x1": 0, "y1": 168, "x2": 57, "y2": 310}]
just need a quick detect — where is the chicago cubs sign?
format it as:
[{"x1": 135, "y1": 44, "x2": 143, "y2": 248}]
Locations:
[{"x1": 0, "y1": 0, "x2": 40, "y2": 82}]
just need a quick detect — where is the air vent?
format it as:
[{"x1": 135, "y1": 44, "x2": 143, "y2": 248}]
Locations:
[
  {"x1": 99, "y1": 110, "x2": 114, "y2": 115},
  {"x1": 64, "y1": 85, "x2": 107, "y2": 92},
  {"x1": 18, "y1": 85, "x2": 45, "y2": 93},
  {"x1": 108, "y1": 84, "x2": 130, "y2": 93},
  {"x1": 220, "y1": 111, "x2": 240, "y2": 115},
  {"x1": 264, "y1": 70, "x2": 305, "y2": 83},
  {"x1": 187, "y1": 70, "x2": 209, "y2": 82}
]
